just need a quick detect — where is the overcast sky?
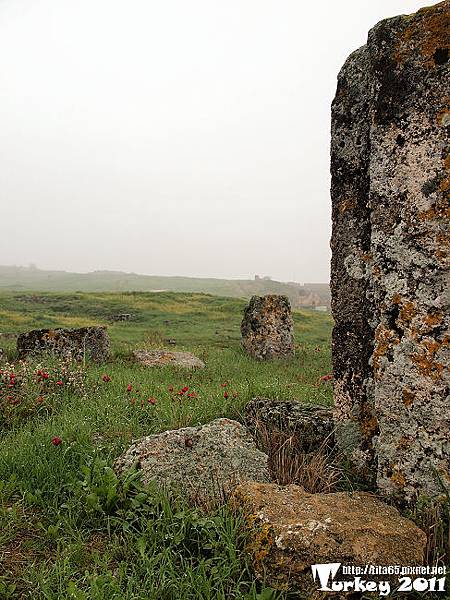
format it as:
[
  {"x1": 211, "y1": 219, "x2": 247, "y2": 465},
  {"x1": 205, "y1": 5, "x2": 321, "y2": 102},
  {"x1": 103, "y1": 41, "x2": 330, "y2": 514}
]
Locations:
[{"x1": 0, "y1": 0, "x2": 439, "y2": 283}]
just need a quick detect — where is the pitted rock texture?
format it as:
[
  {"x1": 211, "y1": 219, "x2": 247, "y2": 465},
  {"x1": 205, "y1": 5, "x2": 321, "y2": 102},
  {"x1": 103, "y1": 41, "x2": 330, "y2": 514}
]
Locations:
[
  {"x1": 114, "y1": 418, "x2": 270, "y2": 506},
  {"x1": 232, "y1": 482, "x2": 426, "y2": 593},
  {"x1": 331, "y1": 1, "x2": 450, "y2": 500},
  {"x1": 244, "y1": 398, "x2": 334, "y2": 453},
  {"x1": 241, "y1": 295, "x2": 294, "y2": 360},
  {"x1": 133, "y1": 349, "x2": 205, "y2": 369},
  {"x1": 17, "y1": 327, "x2": 110, "y2": 363}
]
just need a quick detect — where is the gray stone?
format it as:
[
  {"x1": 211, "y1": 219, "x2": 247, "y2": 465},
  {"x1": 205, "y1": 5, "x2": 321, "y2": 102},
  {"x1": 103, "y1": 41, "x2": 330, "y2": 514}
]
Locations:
[
  {"x1": 241, "y1": 295, "x2": 294, "y2": 360},
  {"x1": 244, "y1": 398, "x2": 334, "y2": 453},
  {"x1": 109, "y1": 313, "x2": 132, "y2": 322},
  {"x1": 114, "y1": 418, "x2": 270, "y2": 505},
  {"x1": 133, "y1": 349, "x2": 205, "y2": 369},
  {"x1": 17, "y1": 327, "x2": 110, "y2": 363},
  {"x1": 331, "y1": 1, "x2": 450, "y2": 500}
]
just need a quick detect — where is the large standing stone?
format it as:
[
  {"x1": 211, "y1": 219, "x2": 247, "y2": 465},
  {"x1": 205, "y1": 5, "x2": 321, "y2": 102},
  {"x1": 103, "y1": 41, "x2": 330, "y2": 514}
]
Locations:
[
  {"x1": 232, "y1": 482, "x2": 426, "y2": 593},
  {"x1": 241, "y1": 295, "x2": 294, "y2": 360},
  {"x1": 17, "y1": 327, "x2": 110, "y2": 363},
  {"x1": 331, "y1": 1, "x2": 449, "y2": 500},
  {"x1": 114, "y1": 418, "x2": 270, "y2": 506}
]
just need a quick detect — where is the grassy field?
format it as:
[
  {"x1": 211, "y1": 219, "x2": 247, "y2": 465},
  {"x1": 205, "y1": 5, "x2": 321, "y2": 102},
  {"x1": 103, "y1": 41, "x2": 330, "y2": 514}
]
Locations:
[
  {"x1": 0, "y1": 291, "x2": 333, "y2": 599},
  {"x1": 0, "y1": 266, "x2": 331, "y2": 309}
]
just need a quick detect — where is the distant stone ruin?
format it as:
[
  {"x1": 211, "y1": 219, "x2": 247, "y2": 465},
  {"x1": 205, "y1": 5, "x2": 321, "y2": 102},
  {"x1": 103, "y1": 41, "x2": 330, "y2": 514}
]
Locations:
[
  {"x1": 331, "y1": 1, "x2": 449, "y2": 501},
  {"x1": 241, "y1": 295, "x2": 294, "y2": 360},
  {"x1": 17, "y1": 326, "x2": 110, "y2": 363}
]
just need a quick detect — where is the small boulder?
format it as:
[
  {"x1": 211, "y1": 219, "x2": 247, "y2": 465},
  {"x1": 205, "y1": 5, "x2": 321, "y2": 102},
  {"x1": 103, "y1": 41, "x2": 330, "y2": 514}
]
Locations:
[
  {"x1": 133, "y1": 349, "x2": 205, "y2": 369},
  {"x1": 241, "y1": 295, "x2": 294, "y2": 360},
  {"x1": 245, "y1": 398, "x2": 334, "y2": 453},
  {"x1": 114, "y1": 418, "x2": 270, "y2": 506},
  {"x1": 17, "y1": 327, "x2": 110, "y2": 363},
  {"x1": 109, "y1": 313, "x2": 132, "y2": 322},
  {"x1": 232, "y1": 482, "x2": 427, "y2": 593}
]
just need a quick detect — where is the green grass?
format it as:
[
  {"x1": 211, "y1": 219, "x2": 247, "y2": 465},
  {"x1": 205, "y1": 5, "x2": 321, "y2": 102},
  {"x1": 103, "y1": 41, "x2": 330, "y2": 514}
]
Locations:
[
  {"x1": 0, "y1": 291, "x2": 333, "y2": 599},
  {"x1": 0, "y1": 265, "x2": 331, "y2": 309}
]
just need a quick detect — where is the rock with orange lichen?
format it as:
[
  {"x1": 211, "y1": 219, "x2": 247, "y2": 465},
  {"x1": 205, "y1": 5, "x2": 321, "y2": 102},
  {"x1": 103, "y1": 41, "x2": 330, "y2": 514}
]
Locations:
[
  {"x1": 331, "y1": 1, "x2": 449, "y2": 500},
  {"x1": 241, "y1": 295, "x2": 294, "y2": 360},
  {"x1": 231, "y1": 482, "x2": 427, "y2": 594}
]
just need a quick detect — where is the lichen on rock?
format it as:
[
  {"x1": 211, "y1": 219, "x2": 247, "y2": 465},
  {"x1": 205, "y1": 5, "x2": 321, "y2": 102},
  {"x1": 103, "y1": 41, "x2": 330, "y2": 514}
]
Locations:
[
  {"x1": 114, "y1": 418, "x2": 270, "y2": 507},
  {"x1": 17, "y1": 326, "x2": 110, "y2": 363},
  {"x1": 241, "y1": 295, "x2": 294, "y2": 360},
  {"x1": 231, "y1": 482, "x2": 427, "y2": 593},
  {"x1": 331, "y1": 0, "x2": 449, "y2": 501}
]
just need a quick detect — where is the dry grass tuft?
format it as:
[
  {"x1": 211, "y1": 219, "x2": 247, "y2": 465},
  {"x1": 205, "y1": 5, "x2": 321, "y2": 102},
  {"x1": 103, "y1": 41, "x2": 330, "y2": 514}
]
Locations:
[{"x1": 252, "y1": 419, "x2": 342, "y2": 493}]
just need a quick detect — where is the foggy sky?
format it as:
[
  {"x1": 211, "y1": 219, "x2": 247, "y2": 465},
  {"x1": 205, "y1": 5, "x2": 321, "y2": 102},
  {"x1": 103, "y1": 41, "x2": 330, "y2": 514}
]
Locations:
[{"x1": 0, "y1": 0, "x2": 439, "y2": 283}]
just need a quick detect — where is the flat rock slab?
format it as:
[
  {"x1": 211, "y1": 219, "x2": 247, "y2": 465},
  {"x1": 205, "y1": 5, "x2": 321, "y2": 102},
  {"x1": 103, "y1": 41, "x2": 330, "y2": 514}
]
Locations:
[
  {"x1": 114, "y1": 418, "x2": 270, "y2": 506},
  {"x1": 133, "y1": 349, "x2": 205, "y2": 369},
  {"x1": 232, "y1": 482, "x2": 427, "y2": 593},
  {"x1": 17, "y1": 327, "x2": 110, "y2": 363}
]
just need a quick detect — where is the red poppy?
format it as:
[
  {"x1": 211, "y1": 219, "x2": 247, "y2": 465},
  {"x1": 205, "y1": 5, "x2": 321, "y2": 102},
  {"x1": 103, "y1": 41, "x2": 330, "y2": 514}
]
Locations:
[
  {"x1": 221, "y1": 382, "x2": 228, "y2": 388},
  {"x1": 102, "y1": 374, "x2": 111, "y2": 382},
  {"x1": 320, "y1": 374, "x2": 333, "y2": 382},
  {"x1": 51, "y1": 436, "x2": 62, "y2": 446},
  {"x1": 148, "y1": 397, "x2": 157, "y2": 405},
  {"x1": 223, "y1": 391, "x2": 229, "y2": 399},
  {"x1": 187, "y1": 392, "x2": 197, "y2": 398},
  {"x1": 126, "y1": 384, "x2": 133, "y2": 392},
  {"x1": 179, "y1": 386, "x2": 189, "y2": 395},
  {"x1": 55, "y1": 380, "x2": 64, "y2": 386}
]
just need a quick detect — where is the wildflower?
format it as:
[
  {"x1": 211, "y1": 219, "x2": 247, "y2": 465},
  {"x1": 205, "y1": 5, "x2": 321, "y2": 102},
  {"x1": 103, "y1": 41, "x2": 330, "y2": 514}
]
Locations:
[
  {"x1": 168, "y1": 384, "x2": 174, "y2": 392},
  {"x1": 148, "y1": 397, "x2": 157, "y2": 405},
  {"x1": 232, "y1": 392, "x2": 238, "y2": 398},
  {"x1": 51, "y1": 436, "x2": 62, "y2": 446},
  {"x1": 221, "y1": 382, "x2": 228, "y2": 388},
  {"x1": 179, "y1": 386, "x2": 189, "y2": 395},
  {"x1": 187, "y1": 392, "x2": 197, "y2": 398},
  {"x1": 55, "y1": 380, "x2": 64, "y2": 386},
  {"x1": 320, "y1": 374, "x2": 333, "y2": 382},
  {"x1": 102, "y1": 374, "x2": 111, "y2": 382},
  {"x1": 224, "y1": 391, "x2": 229, "y2": 399},
  {"x1": 126, "y1": 384, "x2": 133, "y2": 392}
]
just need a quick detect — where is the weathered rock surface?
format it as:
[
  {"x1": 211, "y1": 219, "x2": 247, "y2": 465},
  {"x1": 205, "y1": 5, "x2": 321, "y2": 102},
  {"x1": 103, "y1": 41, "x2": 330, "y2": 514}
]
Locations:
[
  {"x1": 232, "y1": 482, "x2": 427, "y2": 593},
  {"x1": 244, "y1": 398, "x2": 334, "y2": 453},
  {"x1": 114, "y1": 418, "x2": 270, "y2": 505},
  {"x1": 17, "y1": 327, "x2": 110, "y2": 362},
  {"x1": 331, "y1": 1, "x2": 450, "y2": 500},
  {"x1": 241, "y1": 295, "x2": 294, "y2": 360},
  {"x1": 133, "y1": 349, "x2": 205, "y2": 369}
]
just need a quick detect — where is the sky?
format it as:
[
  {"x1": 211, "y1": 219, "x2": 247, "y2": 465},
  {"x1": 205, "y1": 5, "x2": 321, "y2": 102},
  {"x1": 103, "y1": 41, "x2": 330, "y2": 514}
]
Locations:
[{"x1": 0, "y1": 0, "x2": 440, "y2": 283}]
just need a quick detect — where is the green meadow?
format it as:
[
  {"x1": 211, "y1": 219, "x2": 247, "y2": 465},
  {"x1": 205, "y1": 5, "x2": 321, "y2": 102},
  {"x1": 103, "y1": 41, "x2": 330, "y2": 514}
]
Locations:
[{"x1": 0, "y1": 292, "x2": 333, "y2": 599}]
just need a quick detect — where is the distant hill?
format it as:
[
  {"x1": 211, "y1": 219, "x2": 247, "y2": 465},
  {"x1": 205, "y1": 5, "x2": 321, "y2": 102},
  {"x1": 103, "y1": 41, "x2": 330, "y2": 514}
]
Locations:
[{"x1": 0, "y1": 265, "x2": 330, "y2": 309}]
